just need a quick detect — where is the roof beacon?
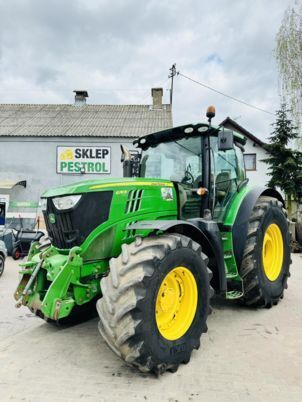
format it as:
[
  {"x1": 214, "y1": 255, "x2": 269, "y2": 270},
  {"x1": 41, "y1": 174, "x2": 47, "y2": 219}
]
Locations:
[{"x1": 206, "y1": 105, "x2": 216, "y2": 126}]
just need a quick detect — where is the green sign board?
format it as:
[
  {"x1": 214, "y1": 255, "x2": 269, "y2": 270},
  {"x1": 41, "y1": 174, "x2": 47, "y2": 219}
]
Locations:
[{"x1": 9, "y1": 201, "x2": 39, "y2": 208}]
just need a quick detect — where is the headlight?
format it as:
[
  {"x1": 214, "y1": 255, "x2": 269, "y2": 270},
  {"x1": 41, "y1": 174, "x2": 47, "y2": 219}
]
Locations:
[
  {"x1": 52, "y1": 195, "x2": 82, "y2": 210},
  {"x1": 40, "y1": 198, "x2": 47, "y2": 211}
]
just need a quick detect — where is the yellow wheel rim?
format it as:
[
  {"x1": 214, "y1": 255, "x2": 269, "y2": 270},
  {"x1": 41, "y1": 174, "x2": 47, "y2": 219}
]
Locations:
[
  {"x1": 155, "y1": 266, "x2": 198, "y2": 341},
  {"x1": 262, "y1": 223, "x2": 284, "y2": 281}
]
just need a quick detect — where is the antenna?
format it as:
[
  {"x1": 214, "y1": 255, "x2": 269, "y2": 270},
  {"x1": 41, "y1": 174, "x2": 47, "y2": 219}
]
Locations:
[{"x1": 168, "y1": 64, "x2": 177, "y2": 105}]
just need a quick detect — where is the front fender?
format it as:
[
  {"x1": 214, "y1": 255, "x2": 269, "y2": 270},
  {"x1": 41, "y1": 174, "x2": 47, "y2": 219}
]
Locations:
[{"x1": 128, "y1": 219, "x2": 226, "y2": 292}]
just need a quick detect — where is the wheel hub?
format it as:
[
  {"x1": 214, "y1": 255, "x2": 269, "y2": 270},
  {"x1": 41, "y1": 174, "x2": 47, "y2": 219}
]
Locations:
[
  {"x1": 155, "y1": 266, "x2": 198, "y2": 341},
  {"x1": 262, "y1": 223, "x2": 284, "y2": 281},
  {"x1": 159, "y1": 287, "x2": 177, "y2": 312}
]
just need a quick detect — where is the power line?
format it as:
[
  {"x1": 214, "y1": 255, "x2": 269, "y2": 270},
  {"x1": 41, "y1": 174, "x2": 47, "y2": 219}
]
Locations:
[{"x1": 177, "y1": 71, "x2": 275, "y2": 116}]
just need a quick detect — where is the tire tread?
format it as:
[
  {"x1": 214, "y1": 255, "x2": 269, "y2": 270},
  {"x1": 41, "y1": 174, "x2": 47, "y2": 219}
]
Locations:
[
  {"x1": 97, "y1": 233, "x2": 212, "y2": 374},
  {"x1": 240, "y1": 196, "x2": 291, "y2": 307}
]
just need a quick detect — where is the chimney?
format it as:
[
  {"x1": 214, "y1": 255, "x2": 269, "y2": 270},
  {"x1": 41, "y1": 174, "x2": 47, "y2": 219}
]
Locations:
[
  {"x1": 73, "y1": 90, "x2": 88, "y2": 106},
  {"x1": 151, "y1": 87, "x2": 163, "y2": 109}
]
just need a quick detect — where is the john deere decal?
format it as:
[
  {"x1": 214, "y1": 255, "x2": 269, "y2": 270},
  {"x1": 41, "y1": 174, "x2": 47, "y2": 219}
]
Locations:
[
  {"x1": 57, "y1": 146, "x2": 111, "y2": 174},
  {"x1": 161, "y1": 187, "x2": 173, "y2": 201}
]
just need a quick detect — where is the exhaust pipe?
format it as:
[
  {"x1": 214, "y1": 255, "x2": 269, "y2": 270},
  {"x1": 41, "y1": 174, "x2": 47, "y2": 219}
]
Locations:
[{"x1": 121, "y1": 145, "x2": 135, "y2": 177}]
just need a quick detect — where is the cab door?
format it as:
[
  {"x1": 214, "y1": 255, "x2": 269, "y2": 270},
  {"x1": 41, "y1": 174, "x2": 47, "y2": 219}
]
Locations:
[
  {"x1": 210, "y1": 137, "x2": 245, "y2": 221},
  {"x1": 177, "y1": 137, "x2": 203, "y2": 219}
]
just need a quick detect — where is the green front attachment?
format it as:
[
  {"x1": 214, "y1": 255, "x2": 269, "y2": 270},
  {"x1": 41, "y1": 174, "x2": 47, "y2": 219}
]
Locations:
[{"x1": 14, "y1": 242, "x2": 108, "y2": 321}]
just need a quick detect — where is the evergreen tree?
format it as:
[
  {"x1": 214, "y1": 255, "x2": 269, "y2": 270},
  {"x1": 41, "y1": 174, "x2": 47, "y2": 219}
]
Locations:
[{"x1": 263, "y1": 104, "x2": 302, "y2": 214}]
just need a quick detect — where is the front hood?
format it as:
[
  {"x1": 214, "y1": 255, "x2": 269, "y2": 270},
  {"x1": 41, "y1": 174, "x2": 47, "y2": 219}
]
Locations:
[{"x1": 41, "y1": 178, "x2": 173, "y2": 198}]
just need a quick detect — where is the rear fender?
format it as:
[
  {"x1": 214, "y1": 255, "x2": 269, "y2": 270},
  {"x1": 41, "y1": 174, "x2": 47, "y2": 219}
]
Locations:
[{"x1": 232, "y1": 187, "x2": 285, "y2": 269}]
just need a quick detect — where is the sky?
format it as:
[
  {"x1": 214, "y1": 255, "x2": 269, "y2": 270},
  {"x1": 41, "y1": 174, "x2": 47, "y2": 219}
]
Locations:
[{"x1": 0, "y1": 0, "x2": 295, "y2": 141}]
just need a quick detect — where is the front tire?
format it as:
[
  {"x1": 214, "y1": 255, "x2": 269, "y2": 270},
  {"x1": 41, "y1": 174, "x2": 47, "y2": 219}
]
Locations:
[
  {"x1": 240, "y1": 196, "x2": 291, "y2": 307},
  {"x1": 97, "y1": 234, "x2": 212, "y2": 374}
]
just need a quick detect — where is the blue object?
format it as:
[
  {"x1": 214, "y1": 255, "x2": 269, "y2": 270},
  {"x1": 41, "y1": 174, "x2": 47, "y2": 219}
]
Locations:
[{"x1": 0, "y1": 202, "x2": 5, "y2": 226}]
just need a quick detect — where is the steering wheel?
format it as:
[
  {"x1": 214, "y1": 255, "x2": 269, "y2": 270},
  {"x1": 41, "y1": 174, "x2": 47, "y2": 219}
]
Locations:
[{"x1": 181, "y1": 170, "x2": 194, "y2": 185}]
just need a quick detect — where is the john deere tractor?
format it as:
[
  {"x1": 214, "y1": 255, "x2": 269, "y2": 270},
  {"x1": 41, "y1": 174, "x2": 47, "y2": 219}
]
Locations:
[{"x1": 15, "y1": 107, "x2": 291, "y2": 374}]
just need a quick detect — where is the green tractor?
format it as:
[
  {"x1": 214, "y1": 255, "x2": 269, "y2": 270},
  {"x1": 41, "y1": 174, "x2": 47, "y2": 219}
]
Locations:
[{"x1": 15, "y1": 107, "x2": 291, "y2": 374}]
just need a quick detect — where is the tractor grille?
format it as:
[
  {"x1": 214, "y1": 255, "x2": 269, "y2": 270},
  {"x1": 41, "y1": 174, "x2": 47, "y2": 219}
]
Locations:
[
  {"x1": 125, "y1": 189, "x2": 144, "y2": 214},
  {"x1": 43, "y1": 191, "x2": 113, "y2": 249}
]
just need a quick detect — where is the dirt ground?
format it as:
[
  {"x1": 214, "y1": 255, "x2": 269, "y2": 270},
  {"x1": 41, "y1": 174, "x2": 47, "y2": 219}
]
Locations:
[{"x1": 0, "y1": 255, "x2": 301, "y2": 402}]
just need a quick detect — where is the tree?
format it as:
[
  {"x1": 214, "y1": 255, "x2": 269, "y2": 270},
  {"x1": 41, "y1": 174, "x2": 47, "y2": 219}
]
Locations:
[
  {"x1": 262, "y1": 104, "x2": 302, "y2": 215},
  {"x1": 275, "y1": 3, "x2": 302, "y2": 141}
]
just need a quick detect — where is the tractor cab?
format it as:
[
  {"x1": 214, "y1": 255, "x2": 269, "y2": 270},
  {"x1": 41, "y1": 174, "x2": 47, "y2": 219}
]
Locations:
[{"x1": 130, "y1": 107, "x2": 247, "y2": 223}]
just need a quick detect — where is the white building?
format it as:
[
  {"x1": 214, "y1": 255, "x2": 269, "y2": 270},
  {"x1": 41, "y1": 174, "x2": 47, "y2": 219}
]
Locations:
[
  {"x1": 0, "y1": 88, "x2": 172, "y2": 228},
  {"x1": 0, "y1": 105, "x2": 271, "y2": 230}
]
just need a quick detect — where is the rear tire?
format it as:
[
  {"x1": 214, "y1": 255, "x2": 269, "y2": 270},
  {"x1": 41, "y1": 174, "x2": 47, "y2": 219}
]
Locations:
[
  {"x1": 97, "y1": 234, "x2": 212, "y2": 374},
  {"x1": 240, "y1": 196, "x2": 291, "y2": 307}
]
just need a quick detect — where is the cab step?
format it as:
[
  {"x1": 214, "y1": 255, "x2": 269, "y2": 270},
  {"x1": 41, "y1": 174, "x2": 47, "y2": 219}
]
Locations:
[{"x1": 226, "y1": 290, "x2": 243, "y2": 300}]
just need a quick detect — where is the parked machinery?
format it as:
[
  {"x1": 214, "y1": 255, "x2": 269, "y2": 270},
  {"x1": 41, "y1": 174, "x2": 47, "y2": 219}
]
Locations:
[{"x1": 0, "y1": 240, "x2": 7, "y2": 277}]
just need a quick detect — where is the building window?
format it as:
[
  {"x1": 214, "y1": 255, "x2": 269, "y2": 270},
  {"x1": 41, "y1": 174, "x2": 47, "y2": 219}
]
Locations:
[{"x1": 244, "y1": 153, "x2": 256, "y2": 171}]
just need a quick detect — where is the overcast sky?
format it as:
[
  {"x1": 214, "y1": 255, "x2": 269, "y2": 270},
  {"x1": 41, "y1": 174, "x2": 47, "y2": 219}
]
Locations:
[{"x1": 0, "y1": 0, "x2": 295, "y2": 140}]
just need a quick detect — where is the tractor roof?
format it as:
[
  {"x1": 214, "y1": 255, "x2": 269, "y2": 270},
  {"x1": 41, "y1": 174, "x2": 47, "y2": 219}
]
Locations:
[{"x1": 133, "y1": 122, "x2": 246, "y2": 151}]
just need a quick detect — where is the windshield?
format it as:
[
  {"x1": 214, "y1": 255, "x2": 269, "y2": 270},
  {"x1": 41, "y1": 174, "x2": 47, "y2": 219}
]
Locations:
[{"x1": 140, "y1": 137, "x2": 202, "y2": 186}]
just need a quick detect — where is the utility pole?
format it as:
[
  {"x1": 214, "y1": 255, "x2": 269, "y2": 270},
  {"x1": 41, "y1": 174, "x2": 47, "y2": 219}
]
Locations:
[{"x1": 168, "y1": 64, "x2": 177, "y2": 105}]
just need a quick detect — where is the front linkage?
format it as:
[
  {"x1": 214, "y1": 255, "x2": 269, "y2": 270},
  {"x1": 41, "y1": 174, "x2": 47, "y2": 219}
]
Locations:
[{"x1": 14, "y1": 241, "x2": 105, "y2": 322}]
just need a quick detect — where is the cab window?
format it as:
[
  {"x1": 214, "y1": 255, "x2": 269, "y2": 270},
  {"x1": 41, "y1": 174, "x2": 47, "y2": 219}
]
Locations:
[{"x1": 140, "y1": 137, "x2": 202, "y2": 186}]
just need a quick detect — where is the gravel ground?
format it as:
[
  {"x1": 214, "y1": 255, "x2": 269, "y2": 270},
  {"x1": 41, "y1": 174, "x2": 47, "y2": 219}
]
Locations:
[{"x1": 0, "y1": 255, "x2": 301, "y2": 402}]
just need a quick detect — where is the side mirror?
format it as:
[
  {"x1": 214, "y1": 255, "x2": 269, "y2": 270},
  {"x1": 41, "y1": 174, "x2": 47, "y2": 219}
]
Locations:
[{"x1": 218, "y1": 129, "x2": 234, "y2": 151}]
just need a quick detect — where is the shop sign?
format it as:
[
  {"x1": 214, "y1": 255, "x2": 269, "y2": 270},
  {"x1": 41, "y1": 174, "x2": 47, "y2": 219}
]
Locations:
[
  {"x1": 9, "y1": 201, "x2": 39, "y2": 208},
  {"x1": 57, "y1": 146, "x2": 111, "y2": 174}
]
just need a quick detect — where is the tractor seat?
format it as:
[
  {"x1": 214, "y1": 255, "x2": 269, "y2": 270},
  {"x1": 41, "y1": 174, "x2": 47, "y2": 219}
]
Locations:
[
  {"x1": 178, "y1": 184, "x2": 188, "y2": 211},
  {"x1": 177, "y1": 184, "x2": 201, "y2": 219},
  {"x1": 215, "y1": 172, "x2": 231, "y2": 201}
]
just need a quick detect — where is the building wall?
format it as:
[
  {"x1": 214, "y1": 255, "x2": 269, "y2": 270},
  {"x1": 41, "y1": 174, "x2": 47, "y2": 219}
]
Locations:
[
  {"x1": 0, "y1": 136, "x2": 134, "y2": 220},
  {"x1": 0, "y1": 134, "x2": 271, "y2": 224},
  {"x1": 243, "y1": 138, "x2": 269, "y2": 187}
]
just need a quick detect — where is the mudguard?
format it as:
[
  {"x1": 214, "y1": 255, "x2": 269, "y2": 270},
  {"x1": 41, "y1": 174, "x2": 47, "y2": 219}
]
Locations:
[
  {"x1": 232, "y1": 187, "x2": 285, "y2": 269},
  {"x1": 127, "y1": 219, "x2": 226, "y2": 292}
]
